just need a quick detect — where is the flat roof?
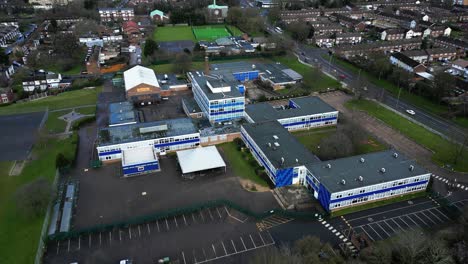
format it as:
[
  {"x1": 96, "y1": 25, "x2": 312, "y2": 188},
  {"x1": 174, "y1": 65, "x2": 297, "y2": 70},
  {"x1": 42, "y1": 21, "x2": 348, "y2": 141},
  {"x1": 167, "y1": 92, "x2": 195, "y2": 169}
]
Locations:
[
  {"x1": 122, "y1": 146, "x2": 157, "y2": 166},
  {"x1": 109, "y1": 101, "x2": 137, "y2": 126},
  {"x1": 191, "y1": 74, "x2": 244, "y2": 100},
  {"x1": 182, "y1": 97, "x2": 202, "y2": 114},
  {"x1": 242, "y1": 121, "x2": 320, "y2": 169},
  {"x1": 306, "y1": 150, "x2": 428, "y2": 194},
  {"x1": 176, "y1": 146, "x2": 226, "y2": 174},
  {"x1": 98, "y1": 117, "x2": 198, "y2": 146},
  {"x1": 246, "y1": 96, "x2": 337, "y2": 123}
]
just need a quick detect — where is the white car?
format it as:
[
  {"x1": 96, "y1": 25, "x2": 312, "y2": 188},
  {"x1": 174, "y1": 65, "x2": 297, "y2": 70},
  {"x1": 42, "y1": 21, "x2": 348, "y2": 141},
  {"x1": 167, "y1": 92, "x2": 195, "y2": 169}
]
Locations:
[{"x1": 406, "y1": 109, "x2": 416, "y2": 115}]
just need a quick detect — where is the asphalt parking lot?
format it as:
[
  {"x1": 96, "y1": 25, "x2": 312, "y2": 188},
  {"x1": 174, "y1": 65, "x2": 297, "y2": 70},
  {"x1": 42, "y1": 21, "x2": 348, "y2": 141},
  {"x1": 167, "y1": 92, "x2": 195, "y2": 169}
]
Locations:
[{"x1": 0, "y1": 111, "x2": 46, "y2": 161}]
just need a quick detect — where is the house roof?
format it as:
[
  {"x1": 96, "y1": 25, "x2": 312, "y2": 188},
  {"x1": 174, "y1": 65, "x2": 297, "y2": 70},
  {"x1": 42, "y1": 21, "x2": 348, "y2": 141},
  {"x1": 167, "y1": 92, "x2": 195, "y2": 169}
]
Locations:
[
  {"x1": 391, "y1": 52, "x2": 422, "y2": 68},
  {"x1": 150, "y1": 9, "x2": 168, "y2": 18},
  {"x1": 123, "y1": 65, "x2": 160, "y2": 91},
  {"x1": 452, "y1": 59, "x2": 468, "y2": 69}
]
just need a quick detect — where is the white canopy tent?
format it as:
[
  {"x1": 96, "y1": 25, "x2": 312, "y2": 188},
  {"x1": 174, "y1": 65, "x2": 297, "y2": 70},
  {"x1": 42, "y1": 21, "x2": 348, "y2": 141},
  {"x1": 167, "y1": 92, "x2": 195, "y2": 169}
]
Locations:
[{"x1": 176, "y1": 146, "x2": 226, "y2": 174}]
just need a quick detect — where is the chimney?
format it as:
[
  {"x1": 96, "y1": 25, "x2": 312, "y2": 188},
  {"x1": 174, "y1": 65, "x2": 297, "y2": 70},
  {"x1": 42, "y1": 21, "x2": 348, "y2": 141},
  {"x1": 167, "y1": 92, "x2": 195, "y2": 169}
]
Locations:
[{"x1": 204, "y1": 56, "x2": 210, "y2": 75}]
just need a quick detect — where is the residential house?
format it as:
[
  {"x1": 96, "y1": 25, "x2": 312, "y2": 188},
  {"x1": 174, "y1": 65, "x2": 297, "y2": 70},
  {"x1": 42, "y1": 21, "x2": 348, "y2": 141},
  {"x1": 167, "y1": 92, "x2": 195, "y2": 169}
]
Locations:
[
  {"x1": 313, "y1": 24, "x2": 343, "y2": 35},
  {"x1": 404, "y1": 28, "x2": 422, "y2": 39},
  {"x1": 122, "y1": 21, "x2": 142, "y2": 44},
  {"x1": 99, "y1": 43, "x2": 121, "y2": 64},
  {"x1": 0, "y1": 22, "x2": 20, "y2": 48},
  {"x1": 322, "y1": 7, "x2": 350, "y2": 17},
  {"x1": 390, "y1": 52, "x2": 427, "y2": 73},
  {"x1": 402, "y1": 49, "x2": 428, "y2": 63},
  {"x1": 311, "y1": 35, "x2": 334, "y2": 47},
  {"x1": 280, "y1": 9, "x2": 320, "y2": 23},
  {"x1": 335, "y1": 32, "x2": 362, "y2": 45},
  {"x1": 0, "y1": 87, "x2": 13, "y2": 104},
  {"x1": 434, "y1": 36, "x2": 468, "y2": 55},
  {"x1": 333, "y1": 39, "x2": 422, "y2": 57},
  {"x1": 98, "y1": 8, "x2": 134, "y2": 23},
  {"x1": 354, "y1": 21, "x2": 368, "y2": 32},
  {"x1": 426, "y1": 48, "x2": 457, "y2": 62},
  {"x1": 330, "y1": 13, "x2": 358, "y2": 28},
  {"x1": 0, "y1": 64, "x2": 15, "y2": 80},
  {"x1": 451, "y1": 59, "x2": 468, "y2": 78},
  {"x1": 422, "y1": 25, "x2": 451, "y2": 38},
  {"x1": 380, "y1": 28, "x2": 405, "y2": 41},
  {"x1": 150, "y1": 9, "x2": 170, "y2": 22}
]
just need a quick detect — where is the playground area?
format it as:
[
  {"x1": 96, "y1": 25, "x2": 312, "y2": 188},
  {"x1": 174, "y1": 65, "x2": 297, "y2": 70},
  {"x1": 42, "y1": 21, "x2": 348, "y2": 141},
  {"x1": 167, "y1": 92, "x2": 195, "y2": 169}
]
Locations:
[
  {"x1": 153, "y1": 25, "x2": 242, "y2": 42},
  {"x1": 192, "y1": 25, "x2": 232, "y2": 41}
]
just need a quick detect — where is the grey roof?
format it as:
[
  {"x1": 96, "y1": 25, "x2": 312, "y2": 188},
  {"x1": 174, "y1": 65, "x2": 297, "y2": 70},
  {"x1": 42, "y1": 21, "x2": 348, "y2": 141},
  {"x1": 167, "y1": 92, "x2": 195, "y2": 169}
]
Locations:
[
  {"x1": 182, "y1": 97, "x2": 202, "y2": 114},
  {"x1": 191, "y1": 74, "x2": 244, "y2": 101},
  {"x1": 242, "y1": 121, "x2": 320, "y2": 169},
  {"x1": 98, "y1": 117, "x2": 198, "y2": 146},
  {"x1": 391, "y1": 52, "x2": 422, "y2": 68},
  {"x1": 109, "y1": 101, "x2": 137, "y2": 126},
  {"x1": 306, "y1": 150, "x2": 428, "y2": 194},
  {"x1": 246, "y1": 96, "x2": 336, "y2": 123}
]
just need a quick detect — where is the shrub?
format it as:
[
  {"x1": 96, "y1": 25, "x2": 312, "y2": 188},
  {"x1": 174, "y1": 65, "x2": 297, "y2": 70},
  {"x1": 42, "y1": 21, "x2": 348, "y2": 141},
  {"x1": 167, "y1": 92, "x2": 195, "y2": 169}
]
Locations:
[{"x1": 15, "y1": 178, "x2": 52, "y2": 218}]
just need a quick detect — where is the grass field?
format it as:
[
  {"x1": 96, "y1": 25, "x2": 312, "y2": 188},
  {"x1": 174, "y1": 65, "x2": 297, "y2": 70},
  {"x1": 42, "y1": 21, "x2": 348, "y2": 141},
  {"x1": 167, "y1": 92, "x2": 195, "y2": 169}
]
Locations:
[
  {"x1": 153, "y1": 26, "x2": 197, "y2": 42},
  {"x1": 193, "y1": 25, "x2": 232, "y2": 41},
  {"x1": 226, "y1": 25, "x2": 244, "y2": 36},
  {"x1": 45, "y1": 110, "x2": 68, "y2": 134},
  {"x1": 293, "y1": 128, "x2": 387, "y2": 156},
  {"x1": 219, "y1": 142, "x2": 269, "y2": 187},
  {"x1": 0, "y1": 135, "x2": 78, "y2": 264},
  {"x1": 273, "y1": 56, "x2": 341, "y2": 92},
  {"x1": 0, "y1": 87, "x2": 101, "y2": 116},
  {"x1": 346, "y1": 99, "x2": 468, "y2": 172},
  {"x1": 46, "y1": 64, "x2": 82, "y2": 75}
]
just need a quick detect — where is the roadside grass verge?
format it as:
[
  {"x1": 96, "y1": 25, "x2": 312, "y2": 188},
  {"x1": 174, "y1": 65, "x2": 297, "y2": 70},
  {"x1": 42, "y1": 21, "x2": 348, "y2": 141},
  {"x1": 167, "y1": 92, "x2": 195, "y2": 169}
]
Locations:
[
  {"x1": 0, "y1": 87, "x2": 101, "y2": 116},
  {"x1": 0, "y1": 134, "x2": 78, "y2": 264},
  {"x1": 219, "y1": 142, "x2": 269, "y2": 187},
  {"x1": 331, "y1": 191, "x2": 427, "y2": 217},
  {"x1": 346, "y1": 99, "x2": 468, "y2": 172}
]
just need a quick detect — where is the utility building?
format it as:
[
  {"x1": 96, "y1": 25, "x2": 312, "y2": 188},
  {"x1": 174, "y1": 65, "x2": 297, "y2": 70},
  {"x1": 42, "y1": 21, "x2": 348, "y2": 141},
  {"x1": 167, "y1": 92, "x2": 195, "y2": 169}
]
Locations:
[
  {"x1": 124, "y1": 65, "x2": 161, "y2": 105},
  {"x1": 122, "y1": 147, "x2": 160, "y2": 177}
]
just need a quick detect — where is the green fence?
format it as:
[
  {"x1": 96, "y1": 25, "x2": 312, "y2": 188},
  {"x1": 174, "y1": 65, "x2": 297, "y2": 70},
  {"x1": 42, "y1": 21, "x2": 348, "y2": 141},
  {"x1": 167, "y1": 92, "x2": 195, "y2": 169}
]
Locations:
[{"x1": 47, "y1": 199, "x2": 321, "y2": 242}]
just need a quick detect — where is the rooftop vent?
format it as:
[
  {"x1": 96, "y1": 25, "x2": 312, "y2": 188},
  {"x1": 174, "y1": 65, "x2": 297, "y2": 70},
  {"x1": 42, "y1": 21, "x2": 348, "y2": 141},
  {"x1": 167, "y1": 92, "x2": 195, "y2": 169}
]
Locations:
[
  {"x1": 380, "y1": 168, "x2": 386, "y2": 173},
  {"x1": 360, "y1": 158, "x2": 365, "y2": 163},
  {"x1": 267, "y1": 142, "x2": 272, "y2": 148},
  {"x1": 295, "y1": 158, "x2": 299, "y2": 164},
  {"x1": 274, "y1": 142, "x2": 280, "y2": 147},
  {"x1": 409, "y1": 165, "x2": 414, "y2": 171},
  {"x1": 393, "y1": 152, "x2": 398, "y2": 158},
  {"x1": 341, "y1": 179, "x2": 346, "y2": 185},
  {"x1": 281, "y1": 157, "x2": 285, "y2": 165},
  {"x1": 358, "y1": 176, "x2": 364, "y2": 182},
  {"x1": 326, "y1": 163, "x2": 331, "y2": 169},
  {"x1": 273, "y1": 135, "x2": 279, "y2": 140}
]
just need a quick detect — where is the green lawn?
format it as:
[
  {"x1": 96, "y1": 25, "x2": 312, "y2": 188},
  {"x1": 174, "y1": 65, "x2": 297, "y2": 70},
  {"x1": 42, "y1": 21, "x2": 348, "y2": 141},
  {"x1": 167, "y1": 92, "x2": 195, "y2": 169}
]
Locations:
[
  {"x1": 219, "y1": 142, "x2": 269, "y2": 187},
  {"x1": 0, "y1": 87, "x2": 101, "y2": 115},
  {"x1": 76, "y1": 106, "x2": 96, "y2": 115},
  {"x1": 346, "y1": 99, "x2": 468, "y2": 172},
  {"x1": 273, "y1": 56, "x2": 341, "y2": 92},
  {"x1": 226, "y1": 25, "x2": 244, "y2": 36},
  {"x1": 193, "y1": 25, "x2": 231, "y2": 41},
  {"x1": 153, "y1": 26, "x2": 196, "y2": 42},
  {"x1": 0, "y1": 135, "x2": 78, "y2": 264},
  {"x1": 45, "y1": 110, "x2": 68, "y2": 134},
  {"x1": 331, "y1": 191, "x2": 427, "y2": 217},
  {"x1": 293, "y1": 128, "x2": 387, "y2": 155},
  {"x1": 46, "y1": 64, "x2": 82, "y2": 75}
]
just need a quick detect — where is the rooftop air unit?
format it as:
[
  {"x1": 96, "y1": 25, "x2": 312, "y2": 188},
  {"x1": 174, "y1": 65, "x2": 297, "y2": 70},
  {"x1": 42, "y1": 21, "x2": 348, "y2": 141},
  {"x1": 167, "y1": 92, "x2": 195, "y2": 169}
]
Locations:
[
  {"x1": 280, "y1": 157, "x2": 285, "y2": 165},
  {"x1": 268, "y1": 142, "x2": 272, "y2": 148},
  {"x1": 358, "y1": 176, "x2": 364, "y2": 181},
  {"x1": 393, "y1": 152, "x2": 398, "y2": 158},
  {"x1": 409, "y1": 165, "x2": 414, "y2": 171},
  {"x1": 274, "y1": 142, "x2": 280, "y2": 147},
  {"x1": 341, "y1": 179, "x2": 346, "y2": 185},
  {"x1": 273, "y1": 135, "x2": 279, "y2": 140},
  {"x1": 360, "y1": 158, "x2": 365, "y2": 163},
  {"x1": 380, "y1": 168, "x2": 386, "y2": 173},
  {"x1": 326, "y1": 163, "x2": 331, "y2": 169}
]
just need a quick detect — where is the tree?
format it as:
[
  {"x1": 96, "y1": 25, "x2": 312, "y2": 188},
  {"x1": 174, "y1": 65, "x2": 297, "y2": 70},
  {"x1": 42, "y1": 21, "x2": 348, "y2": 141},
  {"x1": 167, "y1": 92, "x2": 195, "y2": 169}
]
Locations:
[
  {"x1": 288, "y1": 21, "x2": 311, "y2": 42},
  {"x1": 15, "y1": 178, "x2": 52, "y2": 218},
  {"x1": 317, "y1": 131, "x2": 354, "y2": 160},
  {"x1": 171, "y1": 53, "x2": 192, "y2": 74},
  {"x1": 73, "y1": 19, "x2": 100, "y2": 37},
  {"x1": 0, "y1": 47, "x2": 9, "y2": 65},
  {"x1": 143, "y1": 38, "x2": 158, "y2": 57},
  {"x1": 432, "y1": 72, "x2": 455, "y2": 103}
]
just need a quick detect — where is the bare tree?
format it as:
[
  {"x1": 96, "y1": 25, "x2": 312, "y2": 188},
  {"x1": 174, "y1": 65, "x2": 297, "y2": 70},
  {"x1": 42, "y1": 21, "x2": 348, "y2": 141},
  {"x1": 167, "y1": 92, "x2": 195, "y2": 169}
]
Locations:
[
  {"x1": 317, "y1": 131, "x2": 354, "y2": 160},
  {"x1": 15, "y1": 177, "x2": 52, "y2": 218},
  {"x1": 171, "y1": 53, "x2": 192, "y2": 74}
]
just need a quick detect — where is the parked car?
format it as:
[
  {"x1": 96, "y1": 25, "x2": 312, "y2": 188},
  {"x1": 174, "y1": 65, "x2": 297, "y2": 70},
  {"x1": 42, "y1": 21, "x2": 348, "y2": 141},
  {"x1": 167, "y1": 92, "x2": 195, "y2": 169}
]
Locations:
[{"x1": 406, "y1": 109, "x2": 416, "y2": 115}]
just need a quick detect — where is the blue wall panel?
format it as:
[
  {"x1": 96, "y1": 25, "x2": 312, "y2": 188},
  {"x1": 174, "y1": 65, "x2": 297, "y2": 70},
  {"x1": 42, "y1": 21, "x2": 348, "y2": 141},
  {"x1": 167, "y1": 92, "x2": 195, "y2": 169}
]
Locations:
[
  {"x1": 275, "y1": 168, "x2": 294, "y2": 187},
  {"x1": 282, "y1": 117, "x2": 337, "y2": 128},
  {"x1": 123, "y1": 161, "x2": 159, "y2": 176},
  {"x1": 98, "y1": 149, "x2": 122, "y2": 156},
  {"x1": 154, "y1": 138, "x2": 199, "y2": 148},
  {"x1": 318, "y1": 183, "x2": 332, "y2": 212}
]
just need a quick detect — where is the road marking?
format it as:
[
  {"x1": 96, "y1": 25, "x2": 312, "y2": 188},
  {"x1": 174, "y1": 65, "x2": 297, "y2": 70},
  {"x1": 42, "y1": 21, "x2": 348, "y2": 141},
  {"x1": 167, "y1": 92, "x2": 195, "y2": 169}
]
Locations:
[
  {"x1": 221, "y1": 241, "x2": 228, "y2": 255},
  {"x1": 392, "y1": 218, "x2": 407, "y2": 231},
  {"x1": 412, "y1": 213, "x2": 430, "y2": 226},
  {"x1": 182, "y1": 251, "x2": 187, "y2": 264},
  {"x1": 207, "y1": 208, "x2": 214, "y2": 221},
  {"x1": 119, "y1": 229, "x2": 122, "y2": 241},
  {"x1": 216, "y1": 207, "x2": 222, "y2": 218},
  {"x1": 183, "y1": 214, "x2": 188, "y2": 226},
  {"x1": 212, "y1": 244, "x2": 217, "y2": 256},
  {"x1": 240, "y1": 237, "x2": 247, "y2": 250},
  {"x1": 405, "y1": 215, "x2": 422, "y2": 228},
  {"x1": 56, "y1": 241, "x2": 60, "y2": 254},
  {"x1": 368, "y1": 224, "x2": 384, "y2": 240},
  {"x1": 434, "y1": 208, "x2": 450, "y2": 220},
  {"x1": 193, "y1": 250, "x2": 197, "y2": 263},
  {"x1": 376, "y1": 223, "x2": 391, "y2": 237},
  {"x1": 99, "y1": 232, "x2": 102, "y2": 245},
  {"x1": 67, "y1": 239, "x2": 70, "y2": 252},
  {"x1": 383, "y1": 221, "x2": 396, "y2": 233},
  {"x1": 174, "y1": 216, "x2": 178, "y2": 228},
  {"x1": 78, "y1": 236, "x2": 81, "y2": 250},
  {"x1": 258, "y1": 232, "x2": 266, "y2": 245},
  {"x1": 109, "y1": 232, "x2": 112, "y2": 245},
  {"x1": 359, "y1": 226, "x2": 374, "y2": 241},
  {"x1": 398, "y1": 217, "x2": 412, "y2": 229},
  {"x1": 339, "y1": 235, "x2": 344, "y2": 239},
  {"x1": 231, "y1": 239, "x2": 237, "y2": 252},
  {"x1": 138, "y1": 225, "x2": 141, "y2": 237},
  {"x1": 129, "y1": 227, "x2": 132, "y2": 239},
  {"x1": 427, "y1": 210, "x2": 443, "y2": 223},
  {"x1": 419, "y1": 211, "x2": 437, "y2": 225},
  {"x1": 147, "y1": 223, "x2": 151, "y2": 234},
  {"x1": 200, "y1": 210, "x2": 205, "y2": 222},
  {"x1": 192, "y1": 212, "x2": 197, "y2": 223},
  {"x1": 250, "y1": 234, "x2": 256, "y2": 248},
  {"x1": 165, "y1": 218, "x2": 170, "y2": 230},
  {"x1": 157, "y1": 220, "x2": 160, "y2": 232},
  {"x1": 325, "y1": 224, "x2": 330, "y2": 227},
  {"x1": 89, "y1": 234, "x2": 91, "y2": 248}
]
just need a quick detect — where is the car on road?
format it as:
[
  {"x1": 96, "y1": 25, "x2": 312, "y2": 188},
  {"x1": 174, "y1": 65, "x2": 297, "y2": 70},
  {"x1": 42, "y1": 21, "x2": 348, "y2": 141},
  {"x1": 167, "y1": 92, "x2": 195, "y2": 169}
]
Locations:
[{"x1": 406, "y1": 109, "x2": 416, "y2": 115}]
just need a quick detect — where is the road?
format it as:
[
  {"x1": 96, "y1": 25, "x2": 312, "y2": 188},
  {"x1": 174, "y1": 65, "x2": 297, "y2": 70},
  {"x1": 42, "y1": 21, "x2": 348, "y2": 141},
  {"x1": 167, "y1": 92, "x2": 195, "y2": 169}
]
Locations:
[{"x1": 297, "y1": 45, "x2": 468, "y2": 144}]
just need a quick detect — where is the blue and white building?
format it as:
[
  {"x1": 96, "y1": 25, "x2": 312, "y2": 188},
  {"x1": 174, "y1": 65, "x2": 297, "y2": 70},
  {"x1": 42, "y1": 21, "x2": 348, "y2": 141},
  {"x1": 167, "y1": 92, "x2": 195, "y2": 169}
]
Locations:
[
  {"x1": 121, "y1": 147, "x2": 160, "y2": 177},
  {"x1": 305, "y1": 151, "x2": 430, "y2": 212},
  {"x1": 189, "y1": 73, "x2": 246, "y2": 123},
  {"x1": 245, "y1": 96, "x2": 338, "y2": 131},
  {"x1": 241, "y1": 121, "x2": 320, "y2": 187},
  {"x1": 241, "y1": 121, "x2": 430, "y2": 212},
  {"x1": 97, "y1": 117, "x2": 200, "y2": 162}
]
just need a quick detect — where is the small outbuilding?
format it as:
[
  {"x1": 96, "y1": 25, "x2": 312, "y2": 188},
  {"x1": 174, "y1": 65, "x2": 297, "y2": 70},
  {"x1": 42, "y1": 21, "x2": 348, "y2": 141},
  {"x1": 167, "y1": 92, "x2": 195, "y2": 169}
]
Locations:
[
  {"x1": 176, "y1": 146, "x2": 226, "y2": 179},
  {"x1": 121, "y1": 146, "x2": 160, "y2": 177}
]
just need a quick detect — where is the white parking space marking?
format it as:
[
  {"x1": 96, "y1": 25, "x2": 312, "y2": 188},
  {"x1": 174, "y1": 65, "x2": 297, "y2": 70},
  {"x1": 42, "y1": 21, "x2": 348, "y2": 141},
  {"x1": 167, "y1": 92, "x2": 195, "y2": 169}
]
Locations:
[
  {"x1": 383, "y1": 221, "x2": 396, "y2": 233},
  {"x1": 174, "y1": 216, "x2": 178, "y2": 228},
  {"x1": 207, "y1": 208, "x2": 214, "y2": 221},
  {"x1": 216, "y1": 207, "x2": 222, "y2": 218},
  {"x1": 138, "y1": 225, "x2": 141, "y2": 237},
  {"x1": 240, "y1": 237, "x2": 247, "y2": 250},
  {"x1": 427, "y1": 210, "x2": 443, "y2": 223},
  {"x1": 419, "y1": 211, "x2": 437, "y2": 225},
  {"x1": 147, "y1": 223, "x2": 151, "y2": 234},
  {"x1": 78, "y1": 236, "x2": 81, "y2": 250},
  {"x1": 358, "y1": 226, "x2": 375, "y2": 241},
  {"x1": 434, "y1": 208, "x2": 450, "y2": 220},
  {"x1": 156, "y1": 220, "x2": 160, "y2": 232},
  {"x1": 183, "y1": 214, "x2": 188, "y2": 226},
  {"x1": 182, "y1": 251, "x2": 187, "y2": 264},
  {"x1": 56, "y1": 241, "x2": 60, "y2": 255},
  {"x1": 231, "y1": 240, "x2": 237, "y2": 252},
  {"x1": 221, "y1": 241, "x2": 228, "y2": 255},
  {"x1": 375, "y1": 223, "x2": 391, "y2": 237},
  {"x1": 412, "y1": 213, "x2": 430, "y2": 226},
  {"x1": 165, "y1": 218, "x2": 170, "y2": 230},
  {"x1": 404, "y1": 215, "x2": 422, "y2": 228},
  {"x1": 392, "y1": 218, "x2": 407, "y2": 231},
  {"x1": 367, "y1": 224, "x2": 384, "y2": 240}
]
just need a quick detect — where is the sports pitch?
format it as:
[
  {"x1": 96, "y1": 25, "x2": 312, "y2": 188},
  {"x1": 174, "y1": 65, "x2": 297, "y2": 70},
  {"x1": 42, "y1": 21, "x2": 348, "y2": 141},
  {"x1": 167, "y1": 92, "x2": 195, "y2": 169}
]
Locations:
[{"x1": 192, "y1": 26, "x2": 232, "y2": 41}]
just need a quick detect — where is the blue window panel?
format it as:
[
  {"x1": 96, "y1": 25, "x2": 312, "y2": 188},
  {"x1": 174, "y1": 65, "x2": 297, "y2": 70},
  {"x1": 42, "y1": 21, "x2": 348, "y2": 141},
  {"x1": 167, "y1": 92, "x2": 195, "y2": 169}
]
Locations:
[
  {"x1": 318, "y1": 183, "x2": 332, "y2": 212},
  {"x1": 330, "y1": 180, "x2": 429, "y2": 204},
  {"x1": 154, "y1": 138, "x2": 199, "y2": 148},
  {"x1": 282, "y1": 117, "x2": 337, "y2": 127},
  {"x1": 288, "y1": 99, "x2": 300, "y2": 109},
  {"x1": 210, "y1": 109, "x2": 244, "y2": 116},
  {"x1": 306, "y1": 175, "x2": 319, "y2": 193},
  {"x1": 123, "y1": 161, "x2": 159, "y2": 176},
  {"x1": 238, "y1": 85, "x2": 245, "y2": 94},
  {"x1": 209, "y1": 102, "x2": 245, "y2": 109},
  {"x1": 98, "y1": 149, "x2": 122, "y2": 156},
  {"x1": 275, "y1": 168, "x2": 294, "y2": 187}
]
